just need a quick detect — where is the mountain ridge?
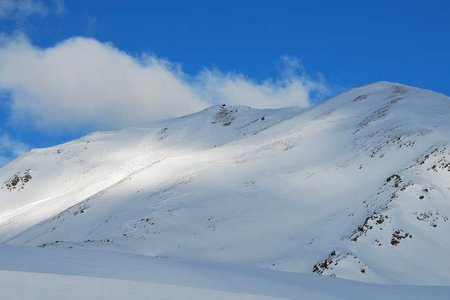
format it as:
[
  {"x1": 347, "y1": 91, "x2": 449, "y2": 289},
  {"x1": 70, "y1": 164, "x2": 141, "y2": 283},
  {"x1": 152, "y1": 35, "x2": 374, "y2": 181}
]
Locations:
[{"x1": 1, "y1": 81, "x2": 450, "y2": 286}]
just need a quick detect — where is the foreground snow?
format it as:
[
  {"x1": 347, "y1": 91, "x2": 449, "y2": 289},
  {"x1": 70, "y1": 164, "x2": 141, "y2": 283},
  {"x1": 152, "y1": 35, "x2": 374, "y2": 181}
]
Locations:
[{"x1": 1, "y1": 245, "x2": 449, "y2": 300}]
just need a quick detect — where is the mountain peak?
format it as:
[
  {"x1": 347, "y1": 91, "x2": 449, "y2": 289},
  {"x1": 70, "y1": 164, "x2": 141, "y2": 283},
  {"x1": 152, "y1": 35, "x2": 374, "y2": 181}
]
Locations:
[{"x1": 1, "y1": 83, "x2": 450, "y2": 286}]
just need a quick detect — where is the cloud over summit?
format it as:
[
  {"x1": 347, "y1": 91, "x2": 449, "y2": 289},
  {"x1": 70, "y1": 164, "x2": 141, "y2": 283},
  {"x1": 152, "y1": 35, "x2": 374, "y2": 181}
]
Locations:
[{"x1": 0, "y1": 35, "x2": 328, "y2": 134}]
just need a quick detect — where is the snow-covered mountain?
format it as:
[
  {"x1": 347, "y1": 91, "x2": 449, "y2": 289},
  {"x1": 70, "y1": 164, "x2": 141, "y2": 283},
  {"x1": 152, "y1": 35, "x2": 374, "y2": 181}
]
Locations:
[{"x1": 2, "y1": 81, "x2": 450, "y2": 298}]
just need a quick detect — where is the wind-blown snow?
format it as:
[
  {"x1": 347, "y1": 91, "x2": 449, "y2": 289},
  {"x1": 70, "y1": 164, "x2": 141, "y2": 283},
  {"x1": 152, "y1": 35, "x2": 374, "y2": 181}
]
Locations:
[
  {"x1": 1, "y1": 81, "x2": 450, "y2": 298},
  {"x1": 1, "y1": 244, "x2": 449, "y2": 300}
]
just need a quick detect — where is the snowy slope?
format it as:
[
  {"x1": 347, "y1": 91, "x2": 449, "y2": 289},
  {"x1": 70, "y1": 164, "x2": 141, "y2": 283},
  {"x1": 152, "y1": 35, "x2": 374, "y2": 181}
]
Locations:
[
  {"x1": 1, "y1": 244, "x2": 450, "y2": 300},
  {"x1": 1, "y1": 81, "x2": 450, "y2": 292}
]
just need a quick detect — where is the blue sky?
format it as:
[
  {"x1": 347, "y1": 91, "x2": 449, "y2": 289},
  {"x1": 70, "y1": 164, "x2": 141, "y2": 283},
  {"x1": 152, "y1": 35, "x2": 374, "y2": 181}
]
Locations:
[{"x1": 0, "y1": 0, "x2": 449, "y2": 164}]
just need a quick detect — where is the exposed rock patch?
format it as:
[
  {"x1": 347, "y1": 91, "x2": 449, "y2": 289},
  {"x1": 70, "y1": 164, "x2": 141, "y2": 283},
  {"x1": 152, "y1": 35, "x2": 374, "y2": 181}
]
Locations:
[{"x1": 3, "y1": 169, "x2": 32, "y2": 191}]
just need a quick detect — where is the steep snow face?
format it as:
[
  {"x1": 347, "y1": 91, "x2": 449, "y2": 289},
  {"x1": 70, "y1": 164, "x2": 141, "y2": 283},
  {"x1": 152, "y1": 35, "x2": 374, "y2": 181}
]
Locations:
[
  {"x1": 0, "y1": 105, "x2": 301, "y2": 242},
  {"x1": 1, "y1": 82, "x2": 450, "y2": 285}
]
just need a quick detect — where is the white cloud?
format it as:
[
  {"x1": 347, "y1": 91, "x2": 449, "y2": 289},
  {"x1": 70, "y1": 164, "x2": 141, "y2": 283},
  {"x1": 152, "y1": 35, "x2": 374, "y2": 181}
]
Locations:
[
  {"x1": 195, "y1": 68, "x2": 326, "y2": 109},
  {"x1": 0, "y1": 132, "x2": 29, "y2": 166},
  {"x1": 0, "y1": 35, "x2": 328, "y2": 134},
  {"x1": 0, "y1": 36, "x2": 207, "y2": 132},
  {"x1": 195, "y1": 55, "x2": 328, "y2": 109},
  {"x1": 0, "y1": 0, "x2": 49, "y2": 20}
]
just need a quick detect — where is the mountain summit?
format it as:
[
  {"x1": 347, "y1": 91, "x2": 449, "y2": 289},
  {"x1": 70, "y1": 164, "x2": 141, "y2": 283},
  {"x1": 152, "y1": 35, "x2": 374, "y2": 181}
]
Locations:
[{"x1": 1, "y1": 82, "x2": 450, "y2": 287}]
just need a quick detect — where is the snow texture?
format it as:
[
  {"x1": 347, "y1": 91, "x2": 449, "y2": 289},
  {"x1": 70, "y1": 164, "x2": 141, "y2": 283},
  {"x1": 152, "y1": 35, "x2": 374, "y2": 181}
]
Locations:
[{"x1": 1, "y1": 81, "x2": 450, "y2": 298}]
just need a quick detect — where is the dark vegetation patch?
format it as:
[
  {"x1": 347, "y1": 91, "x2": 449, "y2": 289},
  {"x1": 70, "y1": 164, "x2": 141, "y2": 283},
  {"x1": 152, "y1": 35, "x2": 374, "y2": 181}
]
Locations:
[
  {"x1": 157, "y1": 127, "x2": 169, "y2": 141},
  {"x1": 84, "y1": 238, "x2": 113, "y2": 244},
  {"x1": 39, "y1": 240, "x2": 63, "y2": 248},
  {"x1": 3, "y1": 169, "x2": 32, "y2": 191},
  {"x1": 415, "y1": 211, "x2": 448, "y2": 228},
  {"x1": 212, "y1": 105, "x2": 237, "y2": 127},
  {"x1": 390, "y1": 229, "x2": 411, "y2": 246},
  {"x1": 353, "y1": 94, "x2": 368, "y2": 102},
  {"x1": 313, "y1": 251, "x2": 367, "y2": 276},
  {"x1": 73, "y1": 203, "x2": 89, "y2": 216},
  {"x1": 350, "y1": 213, "x2": 389, "y2": 242}
]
